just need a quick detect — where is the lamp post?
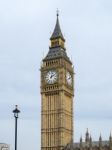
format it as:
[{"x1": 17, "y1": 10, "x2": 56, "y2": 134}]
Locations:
[{"x1": 13, "y1": 105, "x2": 20, "y2": 150}]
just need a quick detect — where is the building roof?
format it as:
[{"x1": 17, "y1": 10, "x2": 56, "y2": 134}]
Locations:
[
  {"x1": 50, "y1": 13, "x2": 65, "y2": 41},
  {"x1": 64, "y1": 141, "x2": 110, "y2": 150},
  {"x1": 43, "y1": 13, "x2": 71, "y2": 63},
  {"x1": 43, "y1": 46, "x2": 71, "y2": 63},
  {"x1": 63, "y1": 130, "x2": 111, "y2": 150}
]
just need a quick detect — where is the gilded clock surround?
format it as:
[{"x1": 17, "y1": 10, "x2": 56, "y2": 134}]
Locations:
[{"x1": 41, "y1": 13, "x2": 74, "y2": 150}]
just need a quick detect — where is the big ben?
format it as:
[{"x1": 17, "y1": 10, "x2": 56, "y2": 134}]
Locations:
[{"x1": 41, "y1": 13, "x2": 74, "y2": 150}]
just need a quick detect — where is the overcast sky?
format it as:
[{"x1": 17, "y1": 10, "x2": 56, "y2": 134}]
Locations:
[{"x1": 0, "y1": 0, "x2": 112, "y2": 150}]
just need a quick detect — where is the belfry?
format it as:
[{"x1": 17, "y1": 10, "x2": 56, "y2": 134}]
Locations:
[{"x1": 40, "y1": 12, "x2": 74, "y2": 150}]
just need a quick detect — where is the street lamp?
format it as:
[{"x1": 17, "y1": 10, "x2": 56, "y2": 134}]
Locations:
[{"x1": 13, "y1": 105, "x2": 20, "y2": 150}]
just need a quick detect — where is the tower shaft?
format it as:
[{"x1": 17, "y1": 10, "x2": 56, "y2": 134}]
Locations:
[{"x1": 41, "y1": 14, "x2": 74, "y2": 150}]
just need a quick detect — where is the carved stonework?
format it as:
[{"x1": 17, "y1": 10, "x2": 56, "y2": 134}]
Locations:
[
  {"x1": 41, "y1": 14, "x2": 74, "y2": 150},
  {"x1": 63, "y1": 130, "x2": 111, "y2": 150}
]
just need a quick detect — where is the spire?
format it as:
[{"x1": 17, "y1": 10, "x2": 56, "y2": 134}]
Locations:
[
  {"x1": 109, "y1": 132, "x2": 112, "y2": 142},
  {"x1": 80, "y1": 136, "x2": 82, "y2": 143},
  {"x1": 89, "y1": 135, "x2": 92, "y2": 147},
  {"x1": 80, "y1": 136, "x2": 83, "y2": 148},
  {"x1": 44, "y1": 12, "x2": 71, "y2": 63},
  {"x1": 109, "y1": 132, "x2": 112, "y2": 149},
  {"x1": 99, "y1": 134, "x2": 102, "y2": 141},
  {"x1": 50, "y1": 11, "x2": 65, "y2": 41},
  {"x1": 99, "y1": 134, "x2": 102, "y2": 148},
  {"x1": 85, "y1": 128, "x2": 90, "y2": 143},
  {"x1": 90, "y1": 135, "x2": 92, "y2": 143}
]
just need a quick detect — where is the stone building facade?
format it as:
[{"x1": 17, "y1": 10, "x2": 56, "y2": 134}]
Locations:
[
  {"x1": 64, "y1": 129, "x2": 112, "y2": 150},
  {"x1": 41, "y1": 12, "x2": 74, "y2": 150},
  {"x1": 0, "y1": 143, "x2": 10, "y2": 150}
]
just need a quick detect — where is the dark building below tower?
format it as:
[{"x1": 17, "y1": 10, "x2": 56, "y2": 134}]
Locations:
[{"x1": 63, "y1": 129, "x2": 112, "y2": 150}]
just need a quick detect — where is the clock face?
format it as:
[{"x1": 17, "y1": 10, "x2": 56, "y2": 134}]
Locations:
[
  {"x1": 45, "y1": 70, "x2": 58, "y2": 84},
  {"x1": 66, "y1": 72, "x2": 72, "y2": 86}
]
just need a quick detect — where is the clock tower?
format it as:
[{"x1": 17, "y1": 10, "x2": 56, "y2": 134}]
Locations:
[{"x1": 41, "y1": 13, "x2": 74, "y2": 150}]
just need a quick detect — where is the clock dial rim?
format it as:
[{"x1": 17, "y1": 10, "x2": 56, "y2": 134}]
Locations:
[
  {"x1": 45, "y1": 70, "x2": 58, "y2": 84},
  {"x1": 66, "y1": 71, "x2": 72, "y2": 86}
]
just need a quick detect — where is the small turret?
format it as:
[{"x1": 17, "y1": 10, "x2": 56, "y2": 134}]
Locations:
[
  {"x1": 109, "y1": 132, "x2": 112, "y2": 150},
  {"x1": 80, "y1": 136, "x2": 82, "y2": 143},
  {"x1": 109, "y1": 133, "x2": 112, "y2": 142},
  {"x1": 90, "y1": 135, "x2": 92, "y2": 142},
  {"x1": 80, "y1": 136, "x2": 83, "y2": 148},
  {"x1": 99, "y1": 134, "x2": 102, "y2": 141},
  {"x1": 99, "y1": 134, "x2": 102, "y2": 148},
  {"x1": 89, "y1": 135, "x2": 92, "y2": 146},
  {"x1": 88, "y1": 135, "x2": 92, "y2": 150},
  {"x1": 85, "y1": 128, "x2": 90, "y2": 143}
]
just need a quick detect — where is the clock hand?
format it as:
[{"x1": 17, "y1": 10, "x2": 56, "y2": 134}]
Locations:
[
  {"x1": 68, "y1": 77, "x2": 71, "y2": 80},
  {"x1": 50, "y1": 73, "x2": 55, "y2": 78}
]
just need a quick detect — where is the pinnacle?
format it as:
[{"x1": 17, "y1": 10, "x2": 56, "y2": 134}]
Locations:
[{"x1": 50, "y1": 13, "x2": 65, "y2": 41}]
